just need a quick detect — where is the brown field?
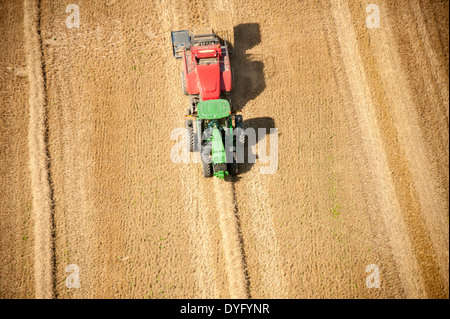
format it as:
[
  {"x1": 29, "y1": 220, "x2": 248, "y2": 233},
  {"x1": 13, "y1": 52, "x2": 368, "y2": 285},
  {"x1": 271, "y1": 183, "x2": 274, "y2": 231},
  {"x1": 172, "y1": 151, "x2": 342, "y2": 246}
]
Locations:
[{"x1": 0, "y1": 0, "x2": 448, "y2": 298}]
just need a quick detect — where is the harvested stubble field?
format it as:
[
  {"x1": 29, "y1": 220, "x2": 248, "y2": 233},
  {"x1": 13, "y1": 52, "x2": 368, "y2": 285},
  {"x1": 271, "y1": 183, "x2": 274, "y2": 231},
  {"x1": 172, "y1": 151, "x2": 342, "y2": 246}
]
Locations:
[{"x1": 0, "y1": 0, "x2": 448, "y2": 299}]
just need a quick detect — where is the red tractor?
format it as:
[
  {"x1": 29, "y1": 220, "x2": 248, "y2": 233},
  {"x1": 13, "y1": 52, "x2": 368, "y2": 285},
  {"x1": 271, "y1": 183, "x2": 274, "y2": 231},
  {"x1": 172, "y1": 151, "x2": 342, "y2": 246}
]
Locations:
[{"x1": 171, "y1": 30, "x2": 233, "y2": 115}]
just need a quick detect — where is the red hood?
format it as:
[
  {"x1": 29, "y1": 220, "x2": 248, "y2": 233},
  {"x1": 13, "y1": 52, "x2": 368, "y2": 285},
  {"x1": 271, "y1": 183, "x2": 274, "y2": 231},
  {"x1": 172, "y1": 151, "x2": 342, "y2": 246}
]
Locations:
[{"x1": 196, "y1": 63, "x2": 221, "y2": 101}]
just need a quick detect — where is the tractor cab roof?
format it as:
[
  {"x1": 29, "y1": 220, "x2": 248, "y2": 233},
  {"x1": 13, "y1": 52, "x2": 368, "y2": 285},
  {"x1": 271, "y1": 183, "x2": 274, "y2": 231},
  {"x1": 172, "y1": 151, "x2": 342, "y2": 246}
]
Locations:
[{"x1": 197, "y1": 99, "x2": 231, "y2": 119}]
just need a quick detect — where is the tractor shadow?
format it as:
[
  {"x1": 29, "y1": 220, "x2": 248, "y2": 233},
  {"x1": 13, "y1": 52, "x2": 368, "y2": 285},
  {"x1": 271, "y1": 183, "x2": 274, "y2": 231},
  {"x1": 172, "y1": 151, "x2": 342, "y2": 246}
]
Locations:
[
  {"x1": 218, "y1": 24, "x2": 272, "y2": 181},
  {"x1": 228, "y1": 23, "x2": 265, "y2": 112},
  {"x1": 225, "y1": 116, "x2": 277, "y2": 182}
]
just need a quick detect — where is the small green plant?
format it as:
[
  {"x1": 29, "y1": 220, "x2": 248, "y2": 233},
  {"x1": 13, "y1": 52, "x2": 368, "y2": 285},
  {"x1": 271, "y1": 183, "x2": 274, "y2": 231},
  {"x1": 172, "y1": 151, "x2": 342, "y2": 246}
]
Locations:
[{"x1": 331, "y1": 204, "x2": 341, "y2": 218}]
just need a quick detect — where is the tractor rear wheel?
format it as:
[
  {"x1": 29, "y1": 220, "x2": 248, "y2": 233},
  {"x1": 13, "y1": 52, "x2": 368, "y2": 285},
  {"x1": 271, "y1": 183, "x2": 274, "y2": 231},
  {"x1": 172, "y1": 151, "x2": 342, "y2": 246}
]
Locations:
[
  {"x1": 235, "y1": 115, "x2": 245, "y2": 145},
  {"x1": 181, "y1": 71, "x2": 188, "y2": 95},
  {"x1": 185, "y1": 120, "x2": 194, "y2": 152},
  {"x1": 201, "y1": 158, "x2": 212, "y2": 178},
  {"x1": 201, "y1": 142, "x2": 212, "y2": 177},
  {"x1": 228, "y1": 151, "x2": 238, "y2": 176}
]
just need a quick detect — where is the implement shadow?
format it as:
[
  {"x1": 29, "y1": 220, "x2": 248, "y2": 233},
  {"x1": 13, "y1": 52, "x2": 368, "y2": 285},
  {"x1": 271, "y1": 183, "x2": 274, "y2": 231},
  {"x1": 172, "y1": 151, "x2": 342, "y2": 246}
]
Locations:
[{"x1": 229, "y1": 23, "x2": 265, "y2": 112}]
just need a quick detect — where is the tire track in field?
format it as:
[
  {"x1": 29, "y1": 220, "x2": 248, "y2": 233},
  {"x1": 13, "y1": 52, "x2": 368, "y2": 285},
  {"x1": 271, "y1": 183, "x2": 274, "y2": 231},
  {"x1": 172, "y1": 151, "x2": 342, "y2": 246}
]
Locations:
[
  {"x1": 330, "y1": 0, "x2": 426, "y2": 298},
  {"x1": 244, "y1": 167, "x2": 288, "y2": 299},
  {"x1": 180, "y1": 173, "x2": 219, "y2": 298},
  {"x1": 213, "y1": 179, "x2": 249, "y2": 298},
  {"x1": 23, "y1": 0, "x2": 54, "y2": 299},
  {"x1": 410, "y1": 0, "x2": 449, "y2": 122},
  {"x1": 359, "y1": 0, "x2": 448, "y2": 296}
]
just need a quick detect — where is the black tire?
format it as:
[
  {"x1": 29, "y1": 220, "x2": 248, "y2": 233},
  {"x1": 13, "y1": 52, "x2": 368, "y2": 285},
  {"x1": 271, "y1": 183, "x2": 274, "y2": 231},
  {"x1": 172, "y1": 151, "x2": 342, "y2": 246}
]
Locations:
[
  {"x1": 235, "y1": 114, "x2": 243, "y2": 128},
  {"x1": 228, "y1": 151, "x2": 238, "y2": 176},
  {"x1": 181, "y1": 71, "x2": 188, "y2": 95},
  {"x1": 185, "y1": 120, "x2": 194, "y2": 152},
  {"x1": 235, "y1": 115, "x2": 245, "y2": 145},
  {"x1": 201, "y1": 158, "x2": 212, "y2": 178},
  {"x1": 201, "y1": 142, "x2": 212, "y2": 177}
]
